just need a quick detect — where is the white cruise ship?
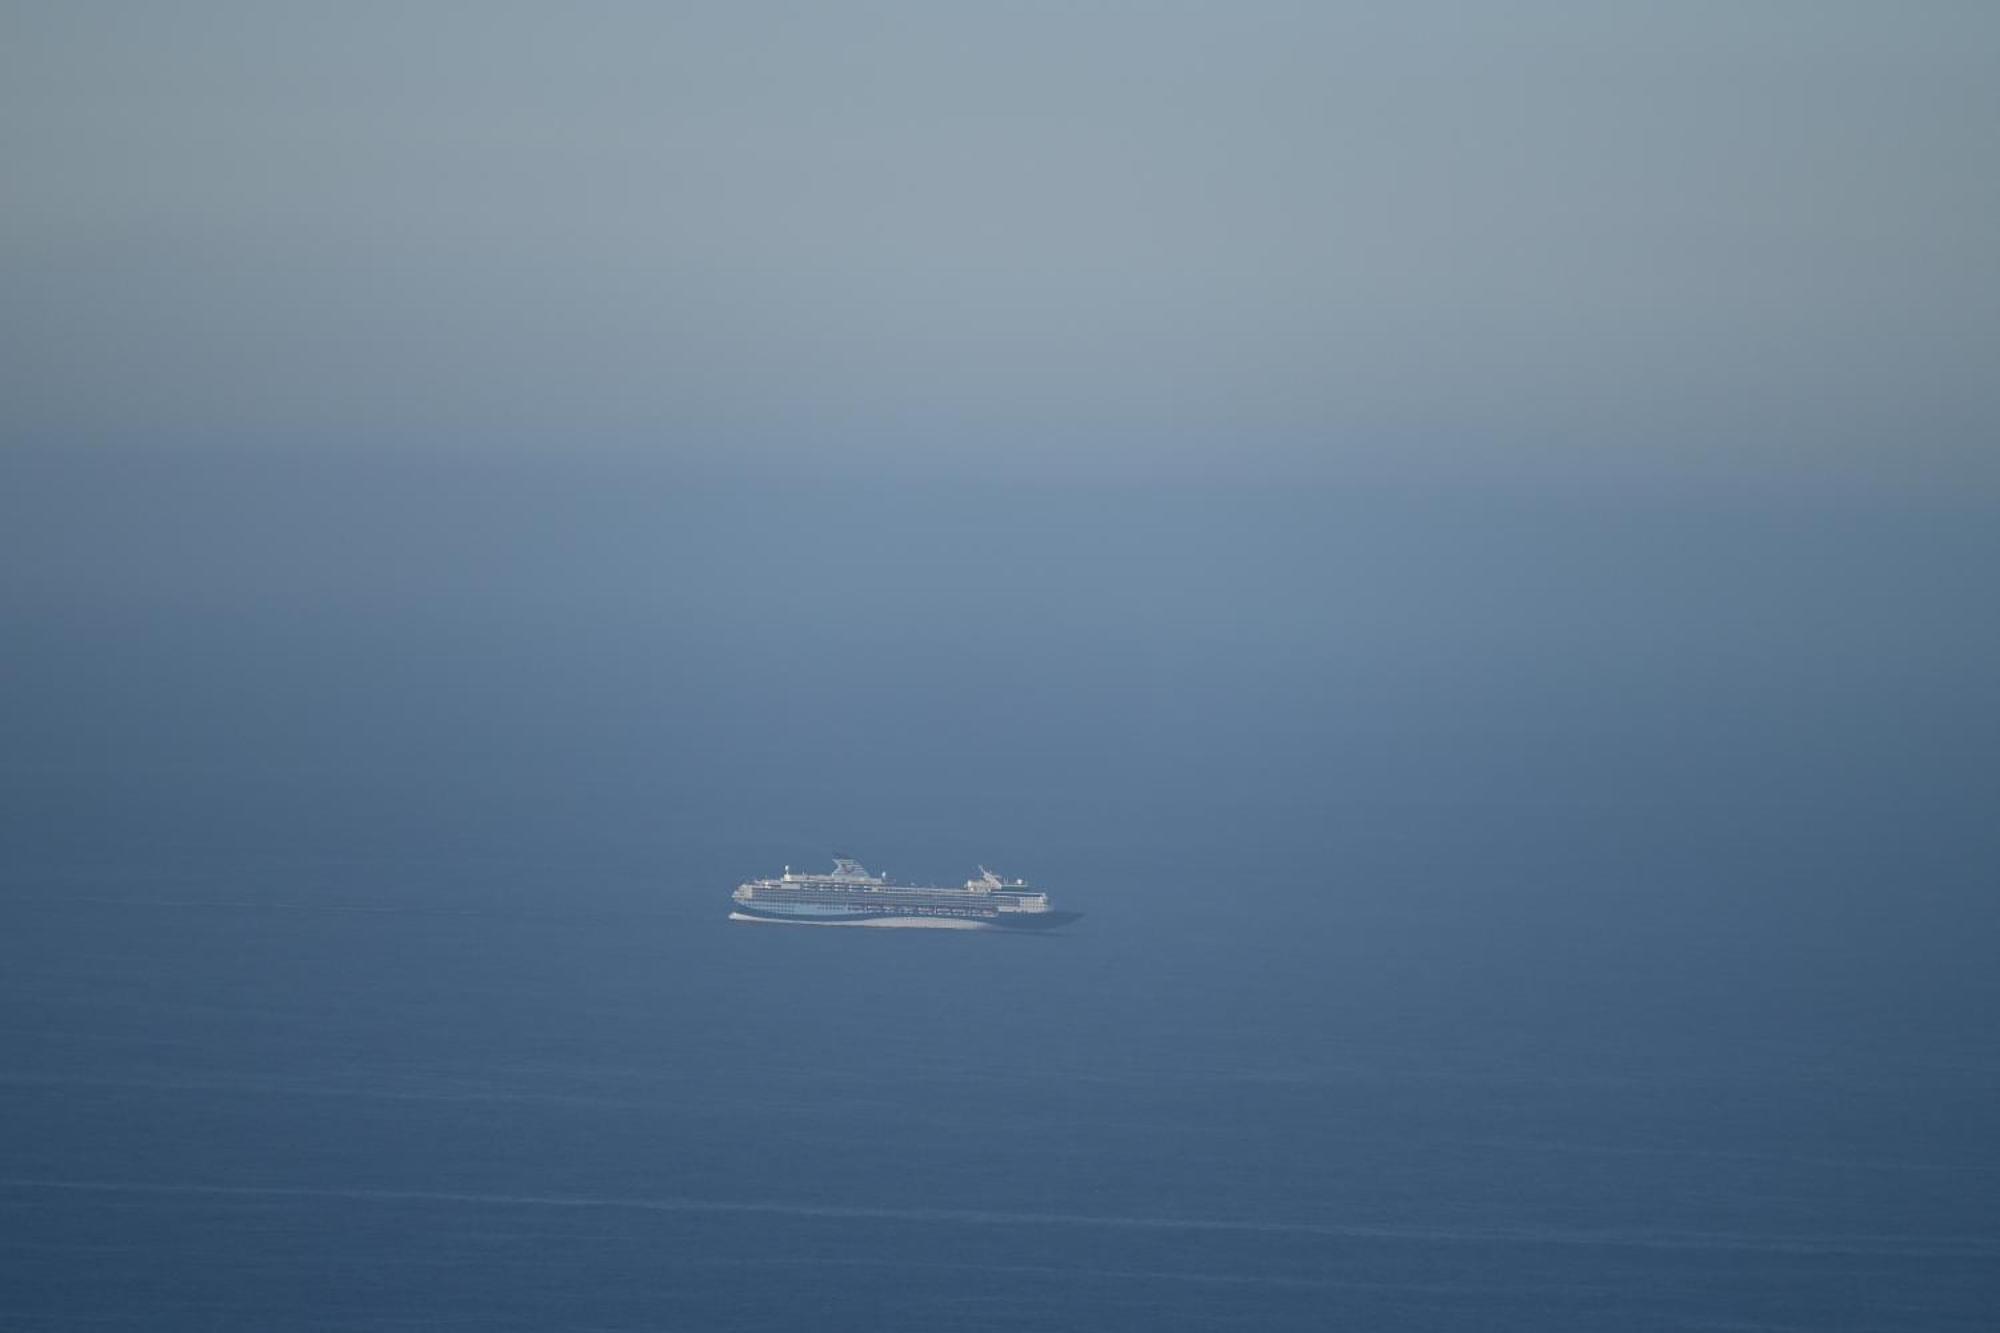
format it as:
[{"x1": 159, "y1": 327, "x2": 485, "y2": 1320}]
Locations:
[{"x1": 730, "y1": 859, "x2": 1080, "y2": 931}]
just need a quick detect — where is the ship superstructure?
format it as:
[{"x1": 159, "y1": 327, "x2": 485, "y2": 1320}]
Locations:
[{"x1": 730, "y1": 858, "x2": 1080, "y2": 931}]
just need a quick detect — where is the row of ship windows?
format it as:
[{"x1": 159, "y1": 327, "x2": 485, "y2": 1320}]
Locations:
[
  {"x1": 756, "y1": 904, "x2": 992, "y2": 912},
  {"x1": 748, "y1": 892, "x2": 996, "y2": 904},
  {"x1": 750, "y1": 891, "x2": 1032, "y2": 903}
]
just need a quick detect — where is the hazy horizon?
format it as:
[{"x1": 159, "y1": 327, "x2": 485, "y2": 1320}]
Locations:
[{"x1": 7, "y1": 3, "x2": 1998, "y2": 494}]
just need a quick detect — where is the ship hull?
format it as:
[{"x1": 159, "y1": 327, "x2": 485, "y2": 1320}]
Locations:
[{"x1": 729, "y1": 905, "x2": 1081, "y2": 932}]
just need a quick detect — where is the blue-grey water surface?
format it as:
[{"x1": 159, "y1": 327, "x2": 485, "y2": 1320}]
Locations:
[{"x1": 3, "y1": 458, "x2": 1996, "y2": 1330}]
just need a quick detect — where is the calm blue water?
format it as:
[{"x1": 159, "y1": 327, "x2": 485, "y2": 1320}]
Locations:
[{"x1": 3, "y1": 460, "x2": 1997, "y2": 1329}]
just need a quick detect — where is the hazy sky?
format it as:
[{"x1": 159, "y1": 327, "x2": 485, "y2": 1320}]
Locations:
[{"x1": 5, "y1": 2, "x2": 1997, "y2": 487}]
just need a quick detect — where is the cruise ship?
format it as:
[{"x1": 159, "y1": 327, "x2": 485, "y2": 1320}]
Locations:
[{"x1": 730, "y1": 859, "x2": 1081, "y2": 931}]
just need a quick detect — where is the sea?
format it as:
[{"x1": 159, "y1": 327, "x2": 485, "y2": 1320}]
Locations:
[{"x1": 3, "y1": 455, "x2": 1996, "y2": 1330}]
